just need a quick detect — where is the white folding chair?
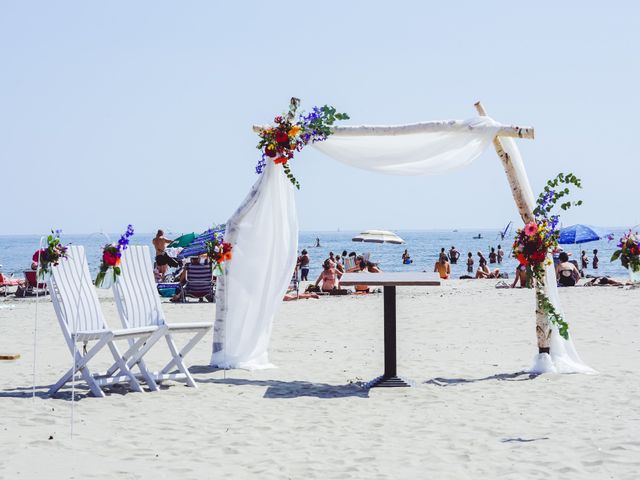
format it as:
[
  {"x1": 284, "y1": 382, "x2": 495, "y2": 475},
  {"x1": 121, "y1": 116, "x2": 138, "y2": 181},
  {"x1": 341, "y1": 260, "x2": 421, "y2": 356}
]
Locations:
[
  {"x1": 48, "y1": 246, "x2": 164, "y2": 397},
  {"x1": 112, "y1": 246, "x2": 213, "y2": 388}
]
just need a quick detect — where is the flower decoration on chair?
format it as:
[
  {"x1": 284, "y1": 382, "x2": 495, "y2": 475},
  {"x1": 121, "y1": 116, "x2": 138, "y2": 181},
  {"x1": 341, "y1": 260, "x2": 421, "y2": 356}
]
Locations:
[
  {"x1": 610, "y1": 230, "x2": 640, "y2": 273},
  {"x1": 512, "y1": 173, "x2": 583, "y2": 340},
  {"x1": 33, "y1": 229, "x2": 68, "y2": 279},
  {"x1": 205, "y1": 232, "x2": 232, "y2": 275},
  {"x1": 95, "y1": 225, "x2": 135, "y2": 288},
  {"x1": 255, "y1": 97, "x2": 349, "y2": 189}
]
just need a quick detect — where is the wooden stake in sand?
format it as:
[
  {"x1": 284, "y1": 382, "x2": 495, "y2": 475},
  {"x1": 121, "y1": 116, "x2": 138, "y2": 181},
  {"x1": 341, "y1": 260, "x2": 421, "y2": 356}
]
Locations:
[{"x1": 474, "y1": 101, "x2": 551, "y2": 353}]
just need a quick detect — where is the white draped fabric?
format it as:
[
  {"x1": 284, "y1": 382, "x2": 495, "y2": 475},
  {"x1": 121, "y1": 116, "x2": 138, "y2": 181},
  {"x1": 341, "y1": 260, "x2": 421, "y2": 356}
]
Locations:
[
  {"x1": 211, "y1": 159, "x2": 298, "y2": 370},
  {"x1": 500, "y1": 137, "x2": 595, "y2": 374},
  {"x1": 213, "y1": 114, "x2": 593, "y2": 374},
  {"x1": 313, "y1": 117, "x2": 501, "y2": 175}
]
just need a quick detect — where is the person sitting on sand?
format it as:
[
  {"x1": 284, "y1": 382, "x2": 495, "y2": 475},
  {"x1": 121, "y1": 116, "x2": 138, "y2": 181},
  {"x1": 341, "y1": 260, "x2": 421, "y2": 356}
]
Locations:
[
  {"x1": 354, "y1": 260, "x2": 381, "y2": 293},
  {"x1": 466, "y1": 252, "x2": 474, "y2": 273},
  {"x1": 314, "y1": 259, "x2": 340, "y2": 292},
  {"x1": 334, "y1": 255, "x2": 345, "y2": 275},
  {"x1": 434, "y1": 257, "x2": 451, "y2": 279},
  {"x1": 476, "y1": 263, "x2": 500, "y2": 279},
  {"x1": 556, "y1": 252, "x2": 580, "y2": 287}
]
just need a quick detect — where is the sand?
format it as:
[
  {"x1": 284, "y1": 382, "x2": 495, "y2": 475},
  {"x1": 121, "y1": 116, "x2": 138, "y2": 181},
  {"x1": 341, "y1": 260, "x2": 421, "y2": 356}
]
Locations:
[{"x1": 0, "y1": 279, "x2": 639, "y2": 479}]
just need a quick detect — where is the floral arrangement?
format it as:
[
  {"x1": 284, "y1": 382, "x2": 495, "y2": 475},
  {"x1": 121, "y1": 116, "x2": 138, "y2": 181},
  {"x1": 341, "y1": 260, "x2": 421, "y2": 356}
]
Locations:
[
  {"x1": 256, "y1": 97, "x2": 349, "y2": 189},
  {"x1": 611, "y1": 230, "x2": 640, "y2": 272},
  {"x1": 512, "y1": 173, "x2": 583, "y2": 340},
  {"x1": 94, "y1": 225, "x2": 134, "y2": 287},
  {"x1": 204, "y1": 231, "x2": 232, "y2": 275},
  {"x1": 33, "y1": 229, "x2": 68, "y2": 278}
]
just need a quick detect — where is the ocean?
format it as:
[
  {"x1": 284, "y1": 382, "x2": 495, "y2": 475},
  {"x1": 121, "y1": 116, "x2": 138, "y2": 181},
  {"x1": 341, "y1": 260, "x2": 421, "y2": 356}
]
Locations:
[{"x1": 0, "y1": 229, "x2": 630, "y2": 281}]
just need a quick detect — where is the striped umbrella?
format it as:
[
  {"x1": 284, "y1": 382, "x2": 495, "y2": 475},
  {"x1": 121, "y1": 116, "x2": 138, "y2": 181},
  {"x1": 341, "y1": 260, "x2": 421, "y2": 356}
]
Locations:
[{"x1": 177, "y1": 224, "x2": 226, "y2": 259}]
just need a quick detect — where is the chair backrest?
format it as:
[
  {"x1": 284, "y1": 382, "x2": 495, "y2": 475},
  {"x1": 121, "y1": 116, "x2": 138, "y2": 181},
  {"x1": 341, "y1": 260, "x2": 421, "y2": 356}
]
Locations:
[
  {"x1": 49, "y1": 246, "x2": 107, "y2": 340},
  {"x1": 184, "y1": 262, "x2": 213, "y2": 294},
  {"x1": 113, "y1": 245, "x2": 165, "y2": 328}
]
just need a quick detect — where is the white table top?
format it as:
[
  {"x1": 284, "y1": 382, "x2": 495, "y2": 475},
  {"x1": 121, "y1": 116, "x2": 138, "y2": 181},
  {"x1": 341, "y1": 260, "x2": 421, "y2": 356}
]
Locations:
[{"x1": 339, "y1": 272, "x2": 441, "y2": 287}]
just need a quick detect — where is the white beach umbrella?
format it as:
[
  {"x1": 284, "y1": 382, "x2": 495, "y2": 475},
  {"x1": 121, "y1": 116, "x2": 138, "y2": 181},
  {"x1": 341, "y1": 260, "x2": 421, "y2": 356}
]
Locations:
[{"x1": 351, "y1": 230, "x2": 405, "y2": 244}]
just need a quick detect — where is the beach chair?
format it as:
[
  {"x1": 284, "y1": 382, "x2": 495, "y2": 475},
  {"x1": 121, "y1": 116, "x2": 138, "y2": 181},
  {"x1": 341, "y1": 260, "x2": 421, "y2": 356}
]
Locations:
[
  {"x1": 286, "y1": 268, "x2": 299, "y2": 299},
  {"x1": 179, "y1": 261, "x2": 215, "y2": 303},
  {"x1": 0, "y1": 272, "x2": 23, "y2": 296},
  {"x1": 113, "y1": 246, "x2": 213, "y2": 388},
  {"x1": 48, "y1": 246, "x2": 163, "y2": 398}
]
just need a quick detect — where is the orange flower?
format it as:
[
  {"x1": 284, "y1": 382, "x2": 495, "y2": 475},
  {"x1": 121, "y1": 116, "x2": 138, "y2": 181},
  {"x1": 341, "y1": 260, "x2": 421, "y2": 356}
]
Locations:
[
  {"x1": 224, "y1": 252, "x2": 232, "y2": 261},
  {"x1": 288, "y1": 125, "x2": 302, "y2": 137},
  {"x1": 274, "y1": 157, "x2": 288, "y2": 165}
]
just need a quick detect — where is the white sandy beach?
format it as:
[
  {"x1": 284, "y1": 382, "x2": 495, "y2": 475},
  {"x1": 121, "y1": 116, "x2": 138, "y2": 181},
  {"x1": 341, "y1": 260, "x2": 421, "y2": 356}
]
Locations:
[{"x1": 1, "y1": 279, "x2": 639, "y2": 479}]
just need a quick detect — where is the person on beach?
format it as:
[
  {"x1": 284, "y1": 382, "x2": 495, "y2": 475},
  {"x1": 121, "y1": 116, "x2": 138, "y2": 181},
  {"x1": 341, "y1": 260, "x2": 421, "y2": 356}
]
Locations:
[
  {"x1": 477, "y1": 251, "x2": 487, "y2": 268},
  {"x1": 402, "y1": 249, "x2": 411, "y2": 264},
  {"x1": 476, "y1": 263, "x2": 500, "y2": 279},
  {"x1": 434, "y1": 256, "x2": 451, "y2": 279},
  {"x1": 297, "y1": 249, "x2": 310, "y2": 281},
  {"x1": 592, "y1": 249, "x2": 599, "y2": 269},
  {"x1": 497, "y1": 245, "x2": 504, "y2": 264},
  {"x1": 511, "y1": 263, "x2": 527, "y2": 288},
  {"x1": 334, "y1": 255, "x2": 345, "y2": 275},
  {"x1": 153, "y1": 229, "x2": 179, "y2": 277},
  {"x1": 489, "y1": 247, "x2": 497, "y2": 264},
  {"x1": 466, "y1": 252, "x2": 474, "y2": 273},
  {"x1": 556, "y1": 252, "x2": 580, "y2": 287},
  {"x1": 439, "y1": 248, "x2": 448, "y2": 263},
  {"x1": 354, "y1": 260, "x2": 381, "y2": 293},
  {"x1": 448, "y1": 246, "x2": 460, "y2": 264},
  {"x1": 314, "y1": 259, "x2": 340, "y2": 292},
  {"x1": 581, "y1": 250, "x2": 589, "y2": 270},
  {"x1": 326, "y1": 252, "x2": 336, "y2": 267}
]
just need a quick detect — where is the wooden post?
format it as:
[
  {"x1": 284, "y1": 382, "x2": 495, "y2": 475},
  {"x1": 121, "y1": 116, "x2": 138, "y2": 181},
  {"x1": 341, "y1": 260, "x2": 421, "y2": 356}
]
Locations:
[{"x1": 474, "y1": 101, "x2": 551, "y2": 353}]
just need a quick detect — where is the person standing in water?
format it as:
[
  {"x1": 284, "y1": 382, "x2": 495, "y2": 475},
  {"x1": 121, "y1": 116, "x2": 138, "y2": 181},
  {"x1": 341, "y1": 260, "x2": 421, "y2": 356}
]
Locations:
[
  {"x1": 402, "y1": 249, "x2": 411, "y2": 263},
  {"x1": 466, "y1": 252, "x2": 474, "y2": 273},
  {"x1": 448, "y1": 246, "x2": 460, "y2": 264},
  {"x1": 298, "y1": 249, "x2": 310, "y2": 281},
  {"x1": 497, "y1": 245, "x2": 504, "y2": 264},
  {"x1": 488, "y1": 247, "x2": 497, "y2": 264},
  {"x1": 592, "y1": 249, "x2": 599, "y2": 269},
  {"x1": 581, "y1": 250, "x2": 589, "y2": 271},
  {"x1": 315, "y1": 237, "x2": 321, "y2": 247}
]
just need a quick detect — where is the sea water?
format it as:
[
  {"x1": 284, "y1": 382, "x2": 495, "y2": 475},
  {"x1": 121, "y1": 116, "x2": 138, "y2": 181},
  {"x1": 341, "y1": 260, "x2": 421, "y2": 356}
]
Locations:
[{"x1": 0, "y1": 229, "x2": 629, "y2": 280}]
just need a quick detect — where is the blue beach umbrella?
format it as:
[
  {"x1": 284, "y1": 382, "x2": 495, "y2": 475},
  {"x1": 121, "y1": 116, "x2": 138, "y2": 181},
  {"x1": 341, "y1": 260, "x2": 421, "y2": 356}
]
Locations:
[
  {"x1": 558, "y1": 224, "x2": 610, "y2": 244},
  {"x1": 177, "y1": 225, "x2": 226, "y2": 259}
]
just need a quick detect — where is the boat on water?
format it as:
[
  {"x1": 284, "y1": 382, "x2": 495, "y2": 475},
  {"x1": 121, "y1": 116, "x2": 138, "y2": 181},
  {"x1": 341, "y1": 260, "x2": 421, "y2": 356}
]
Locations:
[{"x1": 472, "y1": 233, "x2": 483, "y2": 239}]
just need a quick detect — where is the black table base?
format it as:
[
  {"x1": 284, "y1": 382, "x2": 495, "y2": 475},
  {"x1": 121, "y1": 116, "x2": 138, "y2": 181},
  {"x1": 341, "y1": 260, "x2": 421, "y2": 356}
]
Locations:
[{"x1": 368, "y1": 285, "x2": 411, "y2": 388}]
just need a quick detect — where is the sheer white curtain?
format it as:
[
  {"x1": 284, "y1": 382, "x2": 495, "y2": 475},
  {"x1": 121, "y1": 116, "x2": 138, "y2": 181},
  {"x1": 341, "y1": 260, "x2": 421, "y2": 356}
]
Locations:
[{"x1": 211, "y1": 159, "x2": 298, "y2": 370}]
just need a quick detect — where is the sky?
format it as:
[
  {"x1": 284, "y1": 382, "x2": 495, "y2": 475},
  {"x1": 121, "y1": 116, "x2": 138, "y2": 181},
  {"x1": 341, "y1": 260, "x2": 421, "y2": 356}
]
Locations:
[{"x1": 1, "y1": 2, "x2": 639, "y2": 236}]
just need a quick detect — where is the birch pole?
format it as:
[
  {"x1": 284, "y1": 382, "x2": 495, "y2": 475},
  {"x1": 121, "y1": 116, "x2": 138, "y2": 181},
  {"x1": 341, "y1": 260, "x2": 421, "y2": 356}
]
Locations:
[{"x1": 474, "y1": 102, "x2": 551, "y2": 353}]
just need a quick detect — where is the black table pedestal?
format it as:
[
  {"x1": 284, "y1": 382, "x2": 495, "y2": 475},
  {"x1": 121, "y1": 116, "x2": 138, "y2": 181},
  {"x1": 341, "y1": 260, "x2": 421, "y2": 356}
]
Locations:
[{"x1": 368, "y1": 286, "x2": 411, "y2": 388}]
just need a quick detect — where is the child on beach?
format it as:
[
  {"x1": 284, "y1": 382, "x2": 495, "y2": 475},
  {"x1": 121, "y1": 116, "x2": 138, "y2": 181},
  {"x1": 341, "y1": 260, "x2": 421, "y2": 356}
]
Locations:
[
  {"x1": 592, "y1": 249, "x2": 599, "y2": 269},
  {"x1": 467, "y1": 252, "x2": 474, "y2": 273}
]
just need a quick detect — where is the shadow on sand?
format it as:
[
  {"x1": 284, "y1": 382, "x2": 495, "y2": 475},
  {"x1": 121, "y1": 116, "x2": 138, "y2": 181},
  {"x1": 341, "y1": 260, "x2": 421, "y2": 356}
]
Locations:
[
  {"x1": 424, "y1": 371, "x2": 539, "y2": 387},
  {"x1": 196, "y1": 376, "x2": 369, "y2": 399}
]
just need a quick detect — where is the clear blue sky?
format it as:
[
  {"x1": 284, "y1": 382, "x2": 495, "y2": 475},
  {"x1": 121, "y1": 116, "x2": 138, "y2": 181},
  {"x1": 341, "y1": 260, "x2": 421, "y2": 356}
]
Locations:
[{"x1": 1, "y1": 2, "x2": 638, "y2": 235}]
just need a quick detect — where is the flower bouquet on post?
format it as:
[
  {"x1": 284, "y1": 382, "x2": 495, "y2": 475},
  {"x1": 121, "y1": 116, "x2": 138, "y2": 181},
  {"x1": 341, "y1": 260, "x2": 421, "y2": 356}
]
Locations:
[
  {"x1": 255, "y1": 97, "x2": 349, "y2": 189},
  {"x1": 611, "y1": 230, "x2": 640, "y2": 283},
  {"x1": 512, "y1": 173, "x2": 583, "y2": 340},
  {"x1": 33, "y1": 229, "x2": 68, "y2": 279},
  {"x1": 95, "y1": 225, "x2": 134, "y2": 288},
  {"x1": 204, "y1": 232, "x2": 232, "y2": 276}
]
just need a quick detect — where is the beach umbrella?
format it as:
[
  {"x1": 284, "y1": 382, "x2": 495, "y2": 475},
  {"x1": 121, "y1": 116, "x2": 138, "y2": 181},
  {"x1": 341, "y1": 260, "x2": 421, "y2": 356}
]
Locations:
[
  {"x1": 178, "y1": 225, "x2": 226, "y2": 259},
  {"x1": 169, "y1": 232, "x2": 197, "y2": 248},
  {"x1": 352, "y1": 230, "x2": 405, "y2": 244},
  {"x1": 558, "y1": 224, "x2": 610, "y2": 244}
]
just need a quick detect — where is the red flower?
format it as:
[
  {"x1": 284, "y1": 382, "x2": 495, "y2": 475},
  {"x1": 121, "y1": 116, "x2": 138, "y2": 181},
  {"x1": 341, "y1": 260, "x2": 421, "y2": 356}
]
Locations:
[
  {"x1": 264, "y1": 144, "x2": 276, "y2": 158},
  {"x1": 103, "y1": 250, "x2": 119, "y2": 267},
  {"x1": 530, "y1": 250, "x2": 546, "y2": 263},
  {"x1": 516, "y1": 253, "x2": 528, "y2": 266},
  {"x1": 275, "y1": 131, "x2": 289, "y2": 145},
  {"x1": 274, "y1": 157, "x2": 288, "y2": 165}
]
